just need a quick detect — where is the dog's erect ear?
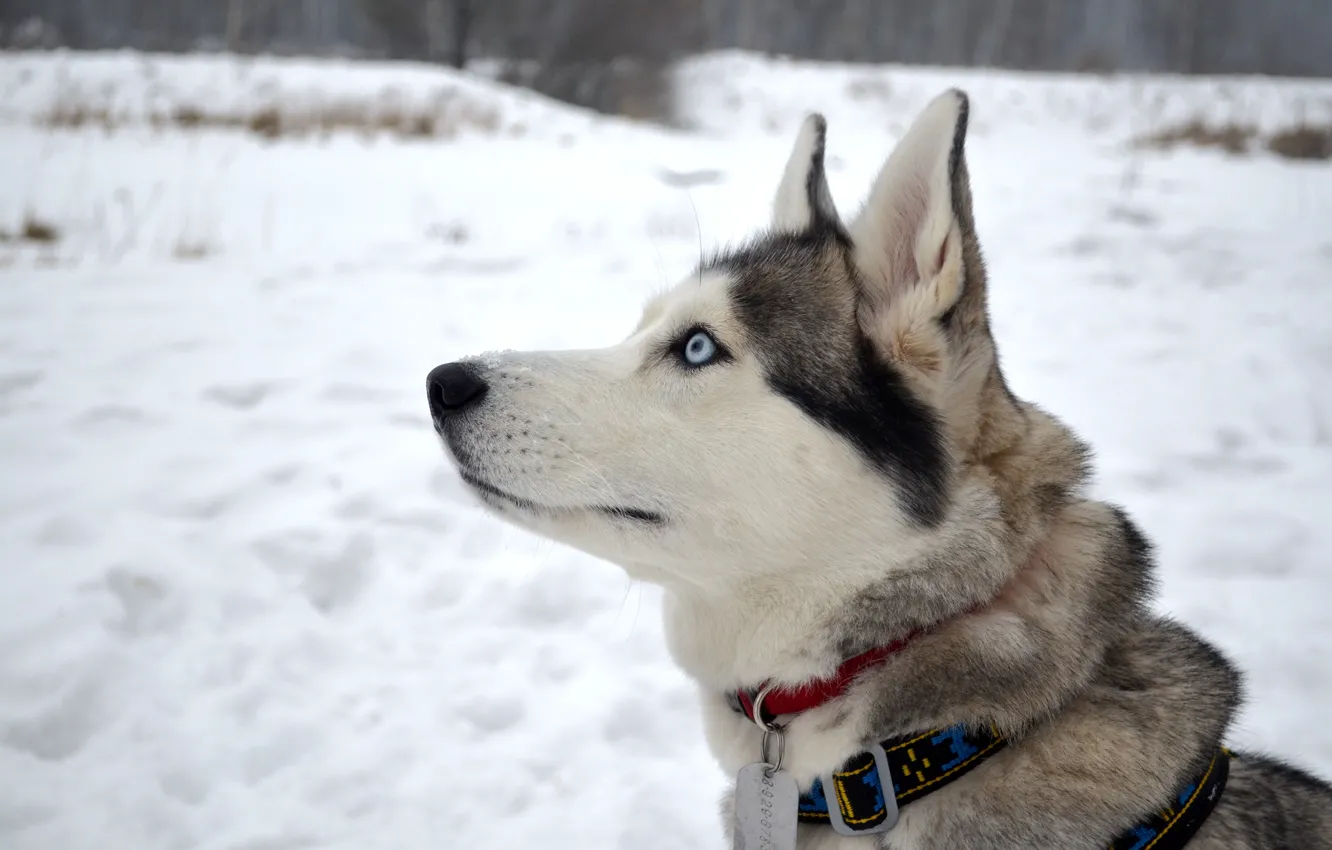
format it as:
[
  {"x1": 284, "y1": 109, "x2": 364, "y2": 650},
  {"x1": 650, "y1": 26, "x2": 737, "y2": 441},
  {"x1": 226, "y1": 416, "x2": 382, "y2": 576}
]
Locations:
[
  {"x1": 772, "y1": 113, "x2": 840, "y2": 233},
  {"x1": 850, "y1": 90, "x2": 971, "y2": 319}
]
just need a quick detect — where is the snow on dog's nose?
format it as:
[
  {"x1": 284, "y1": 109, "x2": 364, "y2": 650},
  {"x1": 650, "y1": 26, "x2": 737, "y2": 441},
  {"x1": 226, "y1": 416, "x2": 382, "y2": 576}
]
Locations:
[{"x1": 426, "y1": 361, "x2": 488, "y2": 425}]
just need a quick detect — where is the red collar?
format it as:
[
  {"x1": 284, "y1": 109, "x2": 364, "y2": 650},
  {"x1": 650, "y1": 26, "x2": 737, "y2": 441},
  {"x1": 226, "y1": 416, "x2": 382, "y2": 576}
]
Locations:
[{"x1": 733, "y1": 628, "x2": 923, "y2": 726}]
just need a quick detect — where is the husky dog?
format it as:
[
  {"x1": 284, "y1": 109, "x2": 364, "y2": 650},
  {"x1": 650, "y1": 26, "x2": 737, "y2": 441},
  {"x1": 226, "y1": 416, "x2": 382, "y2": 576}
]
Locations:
[{"x1": 426, "y1": 90, "x2": 1332, "y2": 848}]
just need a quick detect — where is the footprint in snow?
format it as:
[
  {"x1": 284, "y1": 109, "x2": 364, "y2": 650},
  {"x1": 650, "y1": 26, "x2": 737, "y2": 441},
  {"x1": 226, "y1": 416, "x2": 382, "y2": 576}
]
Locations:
[
  {"x1": 103, "y1": 567, "x2": 181, "y2": 637},
  {"x1": 73, "y1": 404, "x2": 151, "y2": 427},
  {"x1": 204, "y1": 382, "x2": 278, "y2": 410},
  {"x1": 0, "y1": 370, "x2": 42, "y2": 397},
  {"x1": 456, "y1": 696, "x2": 526, "y2": 735},
  {"x1": 33, "y1": 515, "x2": 97, "y2": 547},
  {"x1": 0, "y1": 799, "x2": 57, "y2": 834},
  {"x1": 250, "y1": 530, "x2": 376, "y2": 614},
  {"x1": 656, "y1": 167, "x2": 725, "y2": 188},
  {"x1": 240, "y1": 725, "x2": 322, "y2": 785},
  {"x1": 0, "y1": 675, "x2": 107, "y2": 762}
]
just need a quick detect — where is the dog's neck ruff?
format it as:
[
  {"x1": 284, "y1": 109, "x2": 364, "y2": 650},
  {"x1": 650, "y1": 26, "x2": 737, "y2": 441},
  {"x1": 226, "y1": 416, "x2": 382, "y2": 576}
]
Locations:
[
  {"x1": 724, "y1": 609, "x2": 1229, "y2": 846},
  {"x1": 725, "y1": 630, "x2": 1231, "y2": 848},
  {"x1": 729, "y1": 595, "x2": 997, "y2": 726}
]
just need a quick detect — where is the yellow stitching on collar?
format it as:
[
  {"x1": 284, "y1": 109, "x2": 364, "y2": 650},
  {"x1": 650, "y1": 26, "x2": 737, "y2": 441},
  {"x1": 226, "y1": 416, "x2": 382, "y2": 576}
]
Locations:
[
  {"x1": 1139, "y1": 752, "x2": 1222, "y2": 850},
  {"x1": 832, "y1": 759, "x2": 875, "y2": 780},
  {"x1": 899, "y1": 737, "x2": 1005, "y2": 798},
  {"x1": 885, "y1": 729, "x2": 939, "y2": 753}
]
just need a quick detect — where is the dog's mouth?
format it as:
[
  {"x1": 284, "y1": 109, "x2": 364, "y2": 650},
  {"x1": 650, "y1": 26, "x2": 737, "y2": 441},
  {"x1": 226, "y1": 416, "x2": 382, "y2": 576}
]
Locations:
[{"x1": 458, "y1": 469, "x2": 664, "y2": 526}]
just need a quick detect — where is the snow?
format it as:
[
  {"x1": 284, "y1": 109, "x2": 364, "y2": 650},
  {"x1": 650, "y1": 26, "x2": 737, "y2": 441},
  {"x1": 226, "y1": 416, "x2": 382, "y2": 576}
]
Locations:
[{"x1": 1, "y1": 49, "x2": 1331, "y2": 850}]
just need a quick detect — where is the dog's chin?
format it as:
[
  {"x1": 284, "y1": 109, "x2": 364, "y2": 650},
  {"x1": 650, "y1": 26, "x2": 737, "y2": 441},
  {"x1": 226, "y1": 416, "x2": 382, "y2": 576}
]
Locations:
[{"x1": 455, "y1": 468, "x2": 665, "y2": 529}]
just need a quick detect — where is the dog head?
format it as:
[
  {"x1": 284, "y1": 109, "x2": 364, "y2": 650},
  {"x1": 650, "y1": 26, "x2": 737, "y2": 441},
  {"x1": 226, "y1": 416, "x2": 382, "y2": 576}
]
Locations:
[{"x1": 428, "y1": 90, "x2": 1022, "y2": 593}]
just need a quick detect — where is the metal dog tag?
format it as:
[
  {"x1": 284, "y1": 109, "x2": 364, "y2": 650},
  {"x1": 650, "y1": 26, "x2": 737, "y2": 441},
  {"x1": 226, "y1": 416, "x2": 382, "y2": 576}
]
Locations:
[{"x1": 733, "y1": 762, "x2": 799, "y2": 850}]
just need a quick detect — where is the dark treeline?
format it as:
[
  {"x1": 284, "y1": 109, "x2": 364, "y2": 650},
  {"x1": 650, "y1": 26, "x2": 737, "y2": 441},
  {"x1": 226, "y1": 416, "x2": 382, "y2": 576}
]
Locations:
[
  {"x1": 3, "y1": 0, "x2": 1329, "y2": 119},
  {"x1": 4, "y1": 0, "x2": 1330, "y2": 79}
]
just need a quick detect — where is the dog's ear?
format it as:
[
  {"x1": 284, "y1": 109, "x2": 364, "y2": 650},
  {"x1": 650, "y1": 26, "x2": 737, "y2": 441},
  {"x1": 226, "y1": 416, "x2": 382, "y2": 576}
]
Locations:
[
  {"x1": 850, "y1": 90, "x2": 971, "y2": 322},
  {"x1": 772, "y1": 113, "x2": 840, "y2": 233}
]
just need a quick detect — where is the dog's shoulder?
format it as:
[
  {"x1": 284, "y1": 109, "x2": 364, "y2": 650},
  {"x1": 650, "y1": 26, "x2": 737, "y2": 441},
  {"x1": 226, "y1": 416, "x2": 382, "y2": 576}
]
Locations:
[{"x1": 1195, "y1": 751, "x2": 1332, "y2": 848}]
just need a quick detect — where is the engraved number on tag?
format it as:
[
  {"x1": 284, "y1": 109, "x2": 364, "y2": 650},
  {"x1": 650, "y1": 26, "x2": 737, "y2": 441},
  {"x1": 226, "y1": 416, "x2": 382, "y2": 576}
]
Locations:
[{"x1": 733, "y1": 762, "x2": 798, "y2": 850}]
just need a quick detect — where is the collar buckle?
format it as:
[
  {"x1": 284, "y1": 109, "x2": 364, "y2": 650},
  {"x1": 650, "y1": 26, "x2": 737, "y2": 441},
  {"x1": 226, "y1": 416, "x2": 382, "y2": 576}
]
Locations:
[{"x1": 823, "y1": 742, "x2": 898, "y2": 836}]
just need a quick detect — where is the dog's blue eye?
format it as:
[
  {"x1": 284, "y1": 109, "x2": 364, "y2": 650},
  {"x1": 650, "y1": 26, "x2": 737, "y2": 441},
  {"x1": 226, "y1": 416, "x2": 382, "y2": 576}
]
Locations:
[{"x1": 682, "y1": 331, "x2": 718, "y2": 366}]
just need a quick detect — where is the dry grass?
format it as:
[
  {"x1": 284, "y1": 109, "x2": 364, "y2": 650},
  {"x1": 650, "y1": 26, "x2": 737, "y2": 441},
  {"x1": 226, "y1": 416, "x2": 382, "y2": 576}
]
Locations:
[
  {"x1": 1267, "y1": 126, "x2": 1332, "y2": 161},
  {"x1": 427, "y1": 221, "x2": 470, "y2": 245},
  {"x1": 40, "y1": 101, "x2": 117, "y2": 133},
  {"x1": 845, "y1": 76, "x2": 892, "y2": 102},
  {"x1": 20, "y1": 213, "x2": 60, "y2": 244},
  {"x1": 172, "y1": 240, "x2": 214, "y2": 262},
  {"x1": 1137, "y1": 118, "x2": 1332, "y2": 161},
  {"x1": 37, "y1": 87, "x2": 504, "y2": 143},
  {"x1": 171, "y1": 105, "x2": 208, "y2": 129},
  {"x1": 0, "y1": 213, "x2": 61, "y2": 264},
  {"x1": 1136, "y1": 119, "x2": 1258, "y2": 155}
]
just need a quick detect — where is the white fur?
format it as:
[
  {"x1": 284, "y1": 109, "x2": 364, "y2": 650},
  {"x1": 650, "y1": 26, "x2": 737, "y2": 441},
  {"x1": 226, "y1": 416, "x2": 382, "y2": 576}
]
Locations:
[{"x1": 452, "y1": 267, "x2": 930, "y2": 608}]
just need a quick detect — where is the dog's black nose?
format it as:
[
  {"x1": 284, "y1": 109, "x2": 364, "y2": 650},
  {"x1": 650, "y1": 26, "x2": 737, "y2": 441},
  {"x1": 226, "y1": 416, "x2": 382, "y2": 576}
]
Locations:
[{"x1": 426, "y1": 362, "x2": 488, "y2": 420}]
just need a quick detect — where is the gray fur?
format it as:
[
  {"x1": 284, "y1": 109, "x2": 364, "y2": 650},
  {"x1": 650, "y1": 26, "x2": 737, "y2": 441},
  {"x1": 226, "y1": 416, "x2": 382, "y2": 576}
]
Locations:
[
  {"x1": 427, "y1": 89, "x2": 1332, "y2": 849},
  {"x1": 715, "y1": 93, "x2": 1331, "y2": 850}
]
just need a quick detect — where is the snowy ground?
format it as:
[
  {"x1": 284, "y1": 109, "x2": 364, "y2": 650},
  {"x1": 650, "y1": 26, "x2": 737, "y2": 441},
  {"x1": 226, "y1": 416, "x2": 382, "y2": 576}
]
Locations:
[{"x1": 1, "y1": 50, "x2": 1331, "y2": 850}]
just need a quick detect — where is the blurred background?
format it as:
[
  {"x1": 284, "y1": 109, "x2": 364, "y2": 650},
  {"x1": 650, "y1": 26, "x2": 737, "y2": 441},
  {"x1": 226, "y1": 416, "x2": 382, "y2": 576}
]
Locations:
[
  {"x1": 5, "y1": 0, "x2": 1332, "y2": 119},
  {"x1": 1, "y1": 3, "x2": 1330, "y2": 850}
]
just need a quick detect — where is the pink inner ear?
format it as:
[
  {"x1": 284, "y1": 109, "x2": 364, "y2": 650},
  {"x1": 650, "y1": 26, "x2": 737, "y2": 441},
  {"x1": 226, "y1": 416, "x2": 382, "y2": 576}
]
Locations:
[{"x1": 883, "y1": 179, "x2": 931, "y2": 295}]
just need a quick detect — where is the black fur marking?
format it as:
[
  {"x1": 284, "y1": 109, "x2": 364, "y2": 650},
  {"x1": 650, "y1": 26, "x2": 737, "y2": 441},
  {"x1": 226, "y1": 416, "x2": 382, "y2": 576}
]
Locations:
[
  {"x1": 804, "y1": 114, "x2": 840, "y2": 230},
  {"x1": 1238, "y1": 753, "x2": 1332, "y2": 795},
  {"x1": 1111, "y1": 505, "x2": 1152, "y2": 562},
  {"x1": 1106, "y1": 505, "x2": 1160, "y2": 610},
  {"x1": 777, "y1": 333, "x2": 949, "y2": 527},
  {"x1": 1221, "y1": 752, "x2": 1332, "y2": 847},
  {"x1": 459, "y1": 469, "x2": 665, "y2": 525},
  {"x1": 715, "y1": 230, "x2": 949, "y2": 527},
  {"x1": 601, "y1": 505, "x2": 665, "y2": 523},
  {"x1": 945, "y1": 90, "x2": 971, "y2": 221}
]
